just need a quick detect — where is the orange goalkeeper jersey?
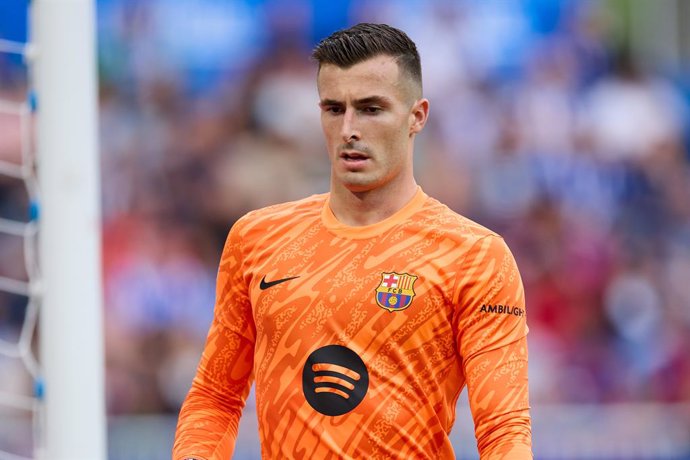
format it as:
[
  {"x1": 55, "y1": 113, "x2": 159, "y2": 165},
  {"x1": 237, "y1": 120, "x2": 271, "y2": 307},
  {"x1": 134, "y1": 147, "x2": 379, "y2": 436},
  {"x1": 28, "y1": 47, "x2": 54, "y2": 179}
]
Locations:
[{"x1": 173, "y1": 187, "x2": 532, "y2": 459}]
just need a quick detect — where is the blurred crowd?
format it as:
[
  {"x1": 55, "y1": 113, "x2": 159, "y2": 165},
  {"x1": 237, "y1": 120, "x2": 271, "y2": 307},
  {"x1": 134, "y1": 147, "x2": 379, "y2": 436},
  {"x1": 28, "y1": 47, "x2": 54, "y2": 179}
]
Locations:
[{"x1": 1, "y1": 0, "x2": 690, "y2": 418}]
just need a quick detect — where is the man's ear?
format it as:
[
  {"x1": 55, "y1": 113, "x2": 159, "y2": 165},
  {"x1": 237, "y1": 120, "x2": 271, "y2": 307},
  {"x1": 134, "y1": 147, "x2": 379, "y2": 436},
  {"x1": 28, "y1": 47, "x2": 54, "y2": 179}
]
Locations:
[{"x1": 409, "y1": 98, "x2": 429, "y2": 135}]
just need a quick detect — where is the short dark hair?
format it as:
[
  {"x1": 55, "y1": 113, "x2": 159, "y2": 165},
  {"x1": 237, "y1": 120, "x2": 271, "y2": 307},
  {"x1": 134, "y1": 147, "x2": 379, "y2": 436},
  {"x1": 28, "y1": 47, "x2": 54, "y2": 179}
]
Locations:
[{"x1": 312, "y1": 23, "x2": 422, "y2": 91}]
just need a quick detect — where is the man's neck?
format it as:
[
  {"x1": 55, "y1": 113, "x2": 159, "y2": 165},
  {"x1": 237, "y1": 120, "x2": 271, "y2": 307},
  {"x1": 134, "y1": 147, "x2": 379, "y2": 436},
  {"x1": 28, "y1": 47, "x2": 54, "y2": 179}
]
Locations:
[{"x1": 328, "y1": 179, "x2": 419, "y2": 227}]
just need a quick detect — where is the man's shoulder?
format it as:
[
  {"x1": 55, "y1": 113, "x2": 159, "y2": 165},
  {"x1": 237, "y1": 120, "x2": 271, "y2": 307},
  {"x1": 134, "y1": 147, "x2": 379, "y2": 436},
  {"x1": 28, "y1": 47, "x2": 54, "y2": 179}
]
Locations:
[
  {"x1": 234, "y1": 193, "x2": 328, "y2": 232},
  {"x1": 420, "y1": 194, "x2": 500, "y2": 242}
]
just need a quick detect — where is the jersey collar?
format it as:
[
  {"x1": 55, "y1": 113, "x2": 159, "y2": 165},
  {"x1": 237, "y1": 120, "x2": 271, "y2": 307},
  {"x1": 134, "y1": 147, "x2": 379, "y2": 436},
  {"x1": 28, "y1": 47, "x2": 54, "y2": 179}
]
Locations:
[{"x1": 321, "y1": 186, "x2": 427, "y2": 239}]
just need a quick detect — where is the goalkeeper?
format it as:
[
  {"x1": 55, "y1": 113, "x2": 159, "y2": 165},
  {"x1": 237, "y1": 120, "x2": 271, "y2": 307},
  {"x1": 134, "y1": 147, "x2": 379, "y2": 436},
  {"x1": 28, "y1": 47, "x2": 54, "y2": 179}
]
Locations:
[{"x1": 173, "y1": 23, "x2": 532, "y2": 459}]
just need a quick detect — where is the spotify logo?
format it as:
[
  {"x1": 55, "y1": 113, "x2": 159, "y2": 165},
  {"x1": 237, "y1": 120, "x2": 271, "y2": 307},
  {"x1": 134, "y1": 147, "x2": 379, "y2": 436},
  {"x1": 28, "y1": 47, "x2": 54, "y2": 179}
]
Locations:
[{"x1": 302, "y1": 345, "x2": 369, "y2": 416}]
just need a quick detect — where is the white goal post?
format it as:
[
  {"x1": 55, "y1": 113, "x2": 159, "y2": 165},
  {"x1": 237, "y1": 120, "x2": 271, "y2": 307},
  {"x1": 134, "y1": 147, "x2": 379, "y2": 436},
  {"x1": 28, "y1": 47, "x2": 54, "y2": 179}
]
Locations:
[{"x1": 33, "y1": 0, "x2": 106, "y2": 459}]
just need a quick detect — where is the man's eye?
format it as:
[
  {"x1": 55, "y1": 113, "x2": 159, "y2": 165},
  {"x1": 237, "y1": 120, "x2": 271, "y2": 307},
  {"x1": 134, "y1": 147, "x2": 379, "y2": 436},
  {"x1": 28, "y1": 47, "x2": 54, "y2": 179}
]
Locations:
[
  {"x1": 362, "y1": 107, "x2": 381, "y2": 114},
  {"x1": 324, "y1": 106, "x2": 344, "y2": 114}
]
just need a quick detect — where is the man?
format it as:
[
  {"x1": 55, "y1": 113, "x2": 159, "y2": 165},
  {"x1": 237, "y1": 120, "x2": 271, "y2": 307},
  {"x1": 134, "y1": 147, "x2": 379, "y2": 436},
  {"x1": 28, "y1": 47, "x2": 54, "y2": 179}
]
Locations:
[{"x1": 173, "y1": 23, "x2": 532, "y2": 459}]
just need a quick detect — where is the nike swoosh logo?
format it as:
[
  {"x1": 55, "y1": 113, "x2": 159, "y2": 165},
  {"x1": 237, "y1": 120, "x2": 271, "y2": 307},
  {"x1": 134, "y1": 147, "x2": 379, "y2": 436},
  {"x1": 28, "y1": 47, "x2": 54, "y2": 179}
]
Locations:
[{"x1": 259, "y1": 275, "x2": 300, "y2": 290}]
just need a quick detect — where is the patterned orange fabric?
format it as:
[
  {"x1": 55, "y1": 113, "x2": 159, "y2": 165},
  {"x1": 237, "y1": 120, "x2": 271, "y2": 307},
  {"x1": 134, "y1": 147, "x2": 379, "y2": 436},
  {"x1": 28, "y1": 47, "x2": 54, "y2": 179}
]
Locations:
[{"x1": 173, "y1": 187, "x2": 532, "y2": 459}]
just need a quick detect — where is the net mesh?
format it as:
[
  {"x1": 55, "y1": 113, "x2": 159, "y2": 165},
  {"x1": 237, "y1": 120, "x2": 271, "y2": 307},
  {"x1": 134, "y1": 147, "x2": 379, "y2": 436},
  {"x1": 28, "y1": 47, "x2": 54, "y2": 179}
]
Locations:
[{"x1": 0, "y1": 35, "x2": 42, "y2": 460}]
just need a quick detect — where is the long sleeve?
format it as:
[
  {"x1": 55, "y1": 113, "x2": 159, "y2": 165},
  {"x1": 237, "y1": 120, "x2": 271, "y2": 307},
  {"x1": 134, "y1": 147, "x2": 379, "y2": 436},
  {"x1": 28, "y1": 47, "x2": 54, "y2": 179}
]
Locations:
[
  {"x1": 172, "y1": 223, "x2": 256, "y2": 460},
  {"x1": 454, "y1": 235, "x2": 532, "y2": 459}
]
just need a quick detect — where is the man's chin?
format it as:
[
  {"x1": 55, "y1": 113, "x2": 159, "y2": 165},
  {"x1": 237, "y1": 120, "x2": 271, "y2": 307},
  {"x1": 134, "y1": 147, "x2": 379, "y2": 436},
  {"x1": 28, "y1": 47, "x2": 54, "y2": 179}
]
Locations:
[
  {"x1": 331, "y1": 174, "x2": 361, "y2": 187},
  {"x1": 341, "y1": 179, "x2": 379, "y2": 194}
]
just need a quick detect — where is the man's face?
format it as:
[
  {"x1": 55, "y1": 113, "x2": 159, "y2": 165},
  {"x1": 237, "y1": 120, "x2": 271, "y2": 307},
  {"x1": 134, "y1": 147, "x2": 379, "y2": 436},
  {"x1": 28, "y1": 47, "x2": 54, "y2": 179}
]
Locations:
[{"x1": 317, "y1": 55, "x2": 427, "y2": 193}]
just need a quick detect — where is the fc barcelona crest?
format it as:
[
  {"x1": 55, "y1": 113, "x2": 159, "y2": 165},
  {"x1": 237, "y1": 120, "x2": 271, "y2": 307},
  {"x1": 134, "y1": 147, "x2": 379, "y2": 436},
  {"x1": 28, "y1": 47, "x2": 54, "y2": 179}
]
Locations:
[{"x1": 375, "y1": 272, "x2": 418, "y2": 312}]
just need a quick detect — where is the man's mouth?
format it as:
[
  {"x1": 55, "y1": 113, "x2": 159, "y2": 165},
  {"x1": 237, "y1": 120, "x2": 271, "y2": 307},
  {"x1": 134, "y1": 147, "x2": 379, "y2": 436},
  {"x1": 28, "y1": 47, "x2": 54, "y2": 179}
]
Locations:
[{"x1": 340, "y1": 151, "x2": 369, "y2": 161}]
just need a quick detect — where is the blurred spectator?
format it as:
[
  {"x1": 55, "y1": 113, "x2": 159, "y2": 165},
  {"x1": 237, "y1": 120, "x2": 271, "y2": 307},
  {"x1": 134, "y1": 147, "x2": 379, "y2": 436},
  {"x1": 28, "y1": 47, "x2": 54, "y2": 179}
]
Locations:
[{"x1": 581, "y1": 52, "x2": 687, "y2": 162}]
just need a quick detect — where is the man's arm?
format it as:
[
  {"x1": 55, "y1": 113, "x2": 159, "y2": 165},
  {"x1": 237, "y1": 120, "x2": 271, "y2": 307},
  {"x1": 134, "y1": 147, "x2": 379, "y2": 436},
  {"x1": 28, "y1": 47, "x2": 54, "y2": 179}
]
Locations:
[
  {"x1": 454, "y1": 234, "x2": 532, "y2": 459},
  {"x1": 172, "y1": 223, "x2": 256, "y2": 460}
]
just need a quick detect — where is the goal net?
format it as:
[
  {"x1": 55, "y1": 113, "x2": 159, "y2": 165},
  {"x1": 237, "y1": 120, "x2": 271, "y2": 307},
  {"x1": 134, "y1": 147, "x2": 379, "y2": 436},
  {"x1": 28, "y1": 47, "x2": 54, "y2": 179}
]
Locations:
[
  {"x1": 0, "y1": 1, "x2": 106, "y2": 458},
  {"x1": 0, "y1": 36, "x2": 41, "y2": 460}
]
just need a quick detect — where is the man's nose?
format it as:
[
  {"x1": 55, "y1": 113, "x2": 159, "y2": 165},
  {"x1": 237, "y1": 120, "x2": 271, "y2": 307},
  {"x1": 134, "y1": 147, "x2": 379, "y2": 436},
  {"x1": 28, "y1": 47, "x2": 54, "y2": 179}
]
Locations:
[{"x1": 340, "y1": 109, "x2": 361, "y2": 143}]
